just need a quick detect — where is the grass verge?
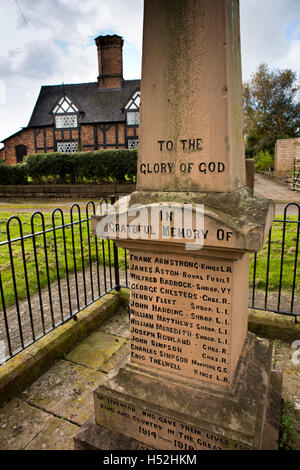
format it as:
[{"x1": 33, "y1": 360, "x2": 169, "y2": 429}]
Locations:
[
  {"x1": 249, "y1": 215, "x2": 299, "y2": 294},
  {"x1": 0, "y1": 210, "x2": 126, "y2": 308}
]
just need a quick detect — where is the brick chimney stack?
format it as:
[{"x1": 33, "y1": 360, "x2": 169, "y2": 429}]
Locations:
[{"x1": 95, "y1": 35, "x2": 124, "y2": 89}]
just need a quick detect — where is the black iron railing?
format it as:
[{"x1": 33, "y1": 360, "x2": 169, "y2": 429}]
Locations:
[
  {"x1": 0, "y1": 199, "x2": 299, "y2": 363},
  {"x1": 0, "y1": 196, "x2": 128, "y2": 363},
  {"x1": 249, "y1": 202, "x2": 299, "y2": 322}
]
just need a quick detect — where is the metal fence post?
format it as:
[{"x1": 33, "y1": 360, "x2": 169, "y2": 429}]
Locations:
[{"x1": 111, "y1": 195, "x2": 121, "y2": 291}]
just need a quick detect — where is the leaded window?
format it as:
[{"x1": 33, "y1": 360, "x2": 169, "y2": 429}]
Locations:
[
  {"x1": 55, "y1": 114, "x2": 78, "y2": 129},
  {"x1": 127, "y1": 111, "x2": 139, "y2": 126},
  {"x1": 57, "y1": 141, "x2": 78, "y2": 153},
  {"x1": 52, "y1": 96, "x2": 79, "y2": 129},
  {"x1": 125, "y1": 91, "x2": 140, "y2": 126},
  {"x1": 127, "y1": 138, "x2": 139, "y2": 149}
]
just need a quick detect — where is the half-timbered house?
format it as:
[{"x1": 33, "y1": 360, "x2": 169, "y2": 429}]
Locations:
[{"x1": 1, "y1": 35, "x2": 140, "y2": 164}]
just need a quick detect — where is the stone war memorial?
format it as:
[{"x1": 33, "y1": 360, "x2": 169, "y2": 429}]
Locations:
[{"x1": 75, "y1": 0, "x2": 282, "y2": 450}]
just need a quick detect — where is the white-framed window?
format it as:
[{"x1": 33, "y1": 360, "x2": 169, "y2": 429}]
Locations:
[
  {"x1": 125, "y1": 91, "x2": 140, "y2": 126},
  {"x1": 55, "y1": 114, "x2": 78, "y2": 129},
  {"x1": 57, "y1": 141, "x2": 78, "y2": 153},
  {"x1": 127, "y1": 111, "x2": 139, "y2": 126},
  {"x1": 52, "y1": 96, "x2": 79, "y2": 129},
  {"x1": 127, "y1": 138, "x2": 139, "y2": 149}
]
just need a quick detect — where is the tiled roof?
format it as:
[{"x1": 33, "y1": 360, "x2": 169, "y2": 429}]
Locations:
[{"x1": 28, "y1": 80, "x2": 141, "y2": 127}]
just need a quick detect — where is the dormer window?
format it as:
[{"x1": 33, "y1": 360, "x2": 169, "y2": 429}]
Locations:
[
  {"x1": 52, "y1": 96, "x2": 79, "y2": 129},
  {"x1": 125, "y1": 91, "x2": 140, "y2": 126},
  {"x1": 127, "y1": 111, "x2": 139, "y2": 126}
]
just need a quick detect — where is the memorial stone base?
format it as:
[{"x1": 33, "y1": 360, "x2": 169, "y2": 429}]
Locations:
[{"x1": 74, "y1": 332, "x2": 282, "y2": 450}]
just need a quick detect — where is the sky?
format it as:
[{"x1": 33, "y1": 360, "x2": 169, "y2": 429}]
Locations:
[{"x1": 0, "y1": 0, "x2": 299, "y2": 145}]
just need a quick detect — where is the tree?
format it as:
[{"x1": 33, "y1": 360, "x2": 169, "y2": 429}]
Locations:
[{"x1": 243, "y1": 63, "x2": 300, "y2": 157}]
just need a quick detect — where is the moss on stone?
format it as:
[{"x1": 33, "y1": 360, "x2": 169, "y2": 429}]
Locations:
[
  {"x1": 0, "y1": 291, "x2": 123, "y2": 407},
  {"x1": 248, "y1": 309, "x2": 300, "y2": 342}
]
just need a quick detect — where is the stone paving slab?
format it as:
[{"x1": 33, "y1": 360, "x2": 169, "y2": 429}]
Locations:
[
  {"x1": 0, "y1": 263, "x2": 128, "y2": 360},
  {"x1": 254, "y1": 173, "x2": 300, "y2": 203},
  {"x1": 66, "y1": 330, "x2": 126, "y2": 371},
  {"x1": 100, "y1": 342, "x2": 130, "y2": 374},
  {"x1": 0, "y1": 398, "x2": 53, "y2": 450},
  {"x1": 101, "y1": 307, "x2": 130, "y2": 340},
  {"x1": 19, "y1": 359, "x2": 105, "y2": 426},
  {"x1": 25, "y1": 416, "x2": 79, "y2": 450},
  {"x1": 0, "y1": 307, "x2": 130, "y2": 450}
]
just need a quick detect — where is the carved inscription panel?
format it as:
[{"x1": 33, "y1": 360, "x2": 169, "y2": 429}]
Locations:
[
  {"x1": 130, "y1": 251, "x2": 233, "y2": 386},
  {"x1": 96, "y1": 395, "x2": 250, "y2": 450}
]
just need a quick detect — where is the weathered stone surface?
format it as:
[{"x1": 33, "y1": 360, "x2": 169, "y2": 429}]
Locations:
[
  {"x1": 66, "y1": 330, "x2": 127, "y2": 371},
  {"x1": 249, "y1": 309, "x2": 300, "y2": 342},
  {"x1": 99, "y1": 342, "x2": 130, "y2": 374},
  {"x1": 25, "y1": 416, "x2": 79, "y2": 450},
  {"x1": 0, "y1": 398, "x2": 53, "y2": 450},
  {"x1": 138, "y1": 0, "x2": 245, "y2": 193},
  {"x1": 92, "y1": 334, "x2": 278, "y2": 450},
  {"x1": 246, "y1": 159, "x2": 255, "y2": 196},
  {"x1": 101, "y1": 306, "x2": 130, "y2": 340},
  {"x1": 128, "y1": 249, "x2": 248, "y2": 387},
  {"x1": 20, "y1": 360, "x2": 105, "y2": 425},
  {"x1": 283, "y1": 376, "x2": 300, "y2": 405},
  {"x1": 0, "y1": 183, "x2": 136, "y2": 199},
  {"x1": 74, "y1": 416, "x2": 152, "y2": 450}
]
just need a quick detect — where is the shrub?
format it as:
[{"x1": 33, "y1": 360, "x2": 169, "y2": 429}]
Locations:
[
  {"x1": 25, "y1": 152, "x2": 76, "y2": 184},
  {"x1": 254, "y1": 150, "x2": 274, "y2": 172},
  {"x1": 0, "y1": 162, "x2": 28, "y2": 185},
  {"x1": 102, "y1": 149, "x2": 137, "y2": 182}
]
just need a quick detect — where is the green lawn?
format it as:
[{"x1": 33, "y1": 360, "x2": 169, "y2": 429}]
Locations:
[
  {"x1": 0, "y1": 210, "x2": 126, "y2": 309},
  {"x1": 249, "y1": 216, "x2": 299, "y2": 293}
]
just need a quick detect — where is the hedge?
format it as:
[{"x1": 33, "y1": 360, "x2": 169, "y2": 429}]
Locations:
[
  {"x1": 0, "y1": 149, "x2": 138, "y2": 184},
  {"x1": 0, "y1": 162, "x2": 27, "y2": 185}
]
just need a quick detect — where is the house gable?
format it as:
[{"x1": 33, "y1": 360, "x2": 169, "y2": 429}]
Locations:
[{"x1": 2, "y1": 34, "x2": 141, "y2": 161}]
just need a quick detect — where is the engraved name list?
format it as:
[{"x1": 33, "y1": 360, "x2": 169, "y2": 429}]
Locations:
[{"x1": 130, "y1": 251, "x2": 233, "y2": 386}]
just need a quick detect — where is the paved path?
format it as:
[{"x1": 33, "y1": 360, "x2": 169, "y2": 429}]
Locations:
[
  {"x1": 0, "y1": 306, "x2": 130, "y2": 450},
  {"x1": 254, "y1": 173, "x2": 300, "y2": 207}
]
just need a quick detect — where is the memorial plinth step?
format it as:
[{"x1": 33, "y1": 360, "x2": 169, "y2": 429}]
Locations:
[{"x1": 88, "y1": 333, "x2": 281, "y2": 450}]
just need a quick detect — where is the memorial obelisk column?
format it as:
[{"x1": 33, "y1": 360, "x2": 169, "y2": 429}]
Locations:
[
  {"x1": 138, "y1": 0, "x2": 245, "y2": 194},
  {"x1": 78, "y1": 0, "x2": 282, "y2": 451}
]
